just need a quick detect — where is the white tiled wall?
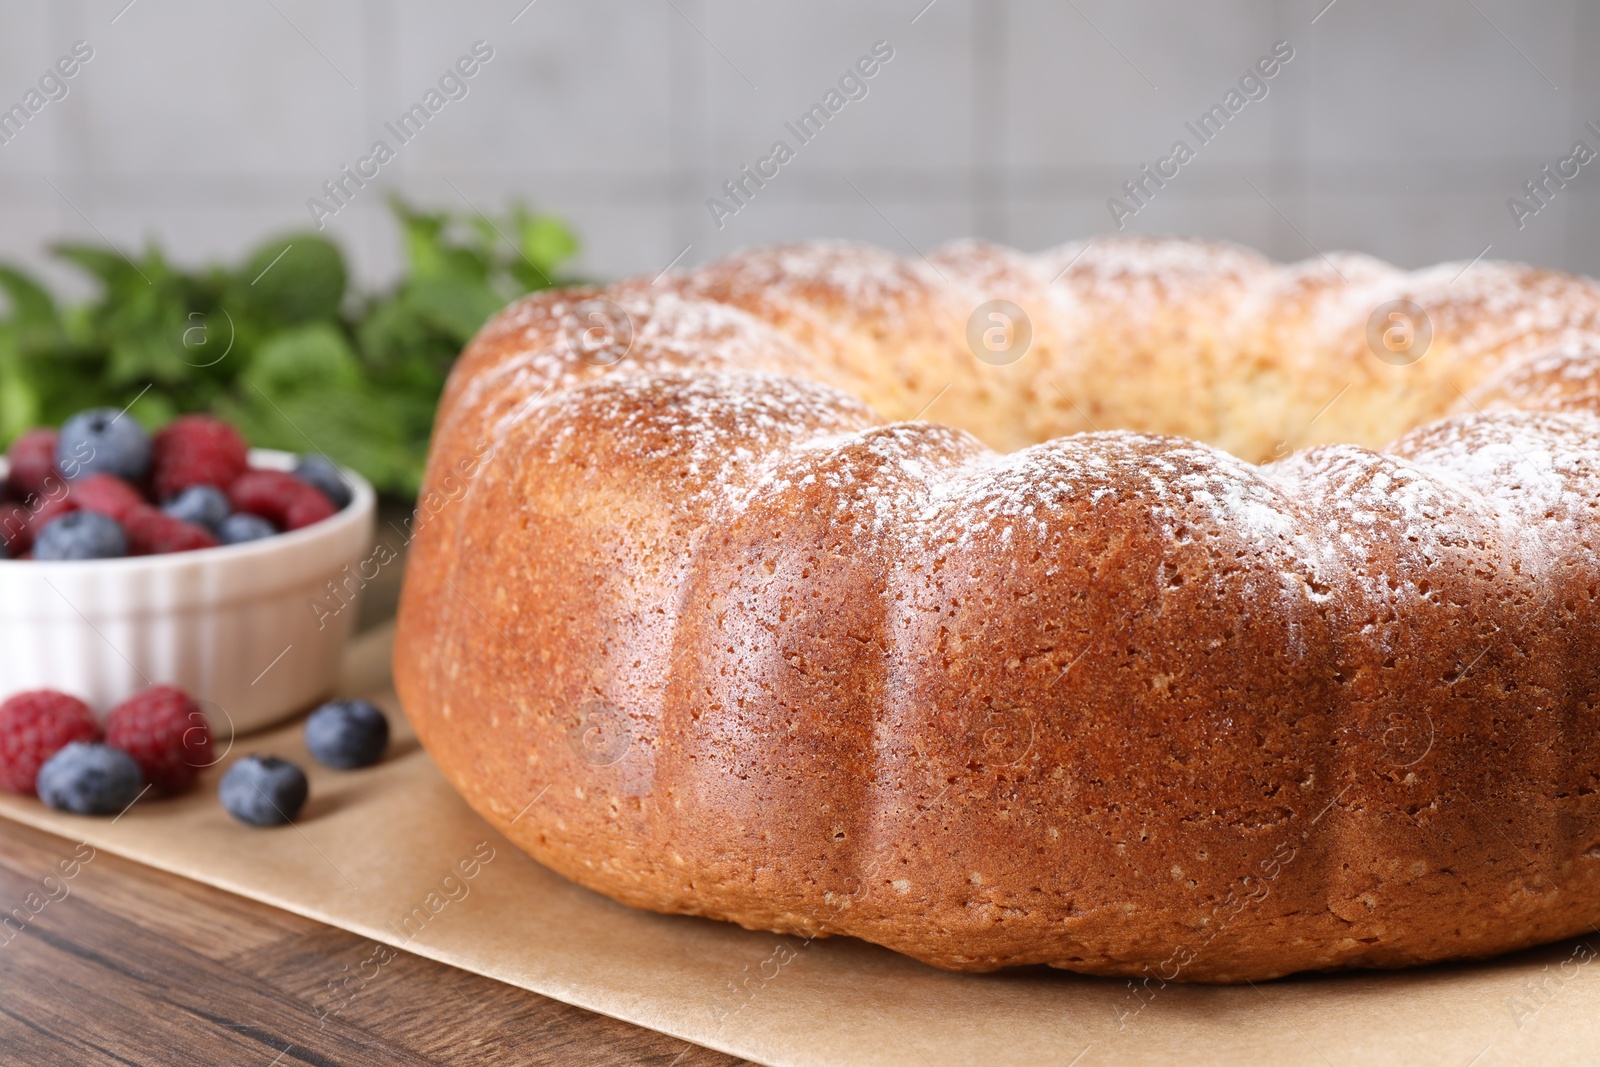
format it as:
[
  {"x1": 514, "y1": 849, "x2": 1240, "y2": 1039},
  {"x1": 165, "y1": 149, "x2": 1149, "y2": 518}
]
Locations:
[{"x1": 0, "y1": 0, "x2": 1594, "y2": 292}]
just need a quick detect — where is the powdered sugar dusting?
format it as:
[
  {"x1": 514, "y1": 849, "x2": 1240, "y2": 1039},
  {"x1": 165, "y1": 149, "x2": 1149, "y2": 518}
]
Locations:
[
  {"x1": 441, "y1": 235, "x2": 1600, "y2": 628},
  {"x1": 1270, "y1": 442, "x2": 1500, "y2": 599},
  {"x1": 679, "y1": 240, "x2": 950, "y2": 313},
  {"x1": 532, "y1": 370, "x2": 877, "y2": 511},
  {"x1": 1392, "y1": 410, "x2": 1600, "y2": 566},
  {"x1": 1469, "y1": 341, "x2": 1600, "y2": 414},
  {"x1": 447, "y1": 289, "x2": 836, "y2": 450},
  {"x1": 1036, "y1": 235, "x2": 1272, "y2": 294}
]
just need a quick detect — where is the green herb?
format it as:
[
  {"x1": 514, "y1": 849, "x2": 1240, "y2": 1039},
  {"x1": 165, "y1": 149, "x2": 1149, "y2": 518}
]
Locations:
[{"x1": 0, "y1": 198, "x2": 579, "y2": 496}]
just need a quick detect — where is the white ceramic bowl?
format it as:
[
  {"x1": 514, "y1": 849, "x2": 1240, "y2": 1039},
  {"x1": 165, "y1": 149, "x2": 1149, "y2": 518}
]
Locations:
[{"x1": 0, "y1": 449, "x2": 376, "y2": 734}]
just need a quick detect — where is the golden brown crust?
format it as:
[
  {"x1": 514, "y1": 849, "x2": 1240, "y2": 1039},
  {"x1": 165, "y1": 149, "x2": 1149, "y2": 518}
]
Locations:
[{"x1": 394, "y1": 237, "x2": 1600, "y2": 982}]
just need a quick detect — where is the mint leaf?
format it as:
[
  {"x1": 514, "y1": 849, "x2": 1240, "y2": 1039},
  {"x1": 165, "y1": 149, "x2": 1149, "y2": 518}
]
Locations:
[
  {"x1": 3, "y1": 198, "x2": 581, "y2": 496},
  {"x1": 236, "y1": 235, "x2": 347, "y2": 324},
  {"x1": 243, "y1": 323, "x2": 365, "y2": 394},
  {"x1": 518, "y1": 212, "x2": 578, "y2": 282},
  {"x1": 405, "y1": 276, "x2": 505, "y2": 345},
  {"x1": 0, "y1": 265, "x2": 59, "y2": 335}
]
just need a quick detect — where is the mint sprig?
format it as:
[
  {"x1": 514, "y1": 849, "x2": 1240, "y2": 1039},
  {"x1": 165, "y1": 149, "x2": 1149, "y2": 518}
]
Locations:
[{"x1": 0, "y1": 197, "x2": 579, "y2": 497}]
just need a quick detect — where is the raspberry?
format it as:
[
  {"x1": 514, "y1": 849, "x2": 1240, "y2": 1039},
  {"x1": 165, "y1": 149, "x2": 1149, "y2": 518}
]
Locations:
[
  {"x1": 121, "y1": 504, "x2": 219, "y2": 555},
  {"x1": 285, "y1": 494, "x2": 336, "y2": 530},
  {"x1": 229, "y1": 469, "x2": 335, "y2": 531},
  {"x1": 70, "y1": 473, "x2": 146, "y2": 522},
  {"x1": 5, "y1": 428, "x2": 61, "y2": 503},
  {"x1": 0, "y1": 690, "x2": 101, "y2": 795},
  {"x1": 0, "y1": 502, "x2": 27, "y2": 557},
  {"x1": 150, "y1": 416, "x2": 249, "y2": 502},
  {"x1": 104, "y1": 685, "x2": 212, "y2": 795}
]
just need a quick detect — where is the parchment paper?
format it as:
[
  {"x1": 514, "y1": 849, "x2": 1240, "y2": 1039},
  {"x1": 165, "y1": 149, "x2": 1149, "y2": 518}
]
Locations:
[{"x1": 0, "y1": 626, "x2": 1594, "y2": 1066}]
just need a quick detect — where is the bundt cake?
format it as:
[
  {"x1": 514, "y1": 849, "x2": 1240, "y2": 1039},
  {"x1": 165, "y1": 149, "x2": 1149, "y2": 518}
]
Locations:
[{"x1": 393, "y1": 236, "x2": 1600, "y2": 983}]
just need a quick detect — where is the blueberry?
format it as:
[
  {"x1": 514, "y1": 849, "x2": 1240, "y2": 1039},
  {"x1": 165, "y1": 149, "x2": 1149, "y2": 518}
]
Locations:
[
  {"x1": 34, "y1": 511, "x2": 127, "y2": 560},
  {"x1": 219, "y1": 755, "x2": 308, "y2": 826},
  {"x1": 57, "y1": 407, "x2": 151, "y2": 482},
  {"x1": 292, "y1": 454, "x2": 352, "y2": 510},
  {"x1": 163, "y1": 485, "x2": 230, "y2": 531},
  {"x1": 216, "y1": 513, "x2": 277, "y2": 544},
  {"x1": 305, "y1": 699, "x2": 389, "y2": 769},
  {"x1": 37, "y1": 743, "x2": 144, "y2": 815}
]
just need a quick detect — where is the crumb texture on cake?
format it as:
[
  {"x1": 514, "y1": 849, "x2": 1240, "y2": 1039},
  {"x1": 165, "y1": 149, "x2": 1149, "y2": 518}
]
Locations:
[{"x1": 394, "y1": 236, "x2": 1600, "y2": 982}]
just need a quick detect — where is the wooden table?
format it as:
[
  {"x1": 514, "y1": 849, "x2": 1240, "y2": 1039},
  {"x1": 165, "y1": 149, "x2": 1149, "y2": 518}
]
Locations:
[{"x1": 0, "y1": 785, "x2": 750, "y2": 1066}]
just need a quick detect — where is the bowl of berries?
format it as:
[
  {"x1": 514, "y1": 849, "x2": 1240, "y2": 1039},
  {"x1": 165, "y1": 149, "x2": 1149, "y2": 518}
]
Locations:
[{"x1": 0, "y1": 408, "x2": 376, "y2": 733}]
